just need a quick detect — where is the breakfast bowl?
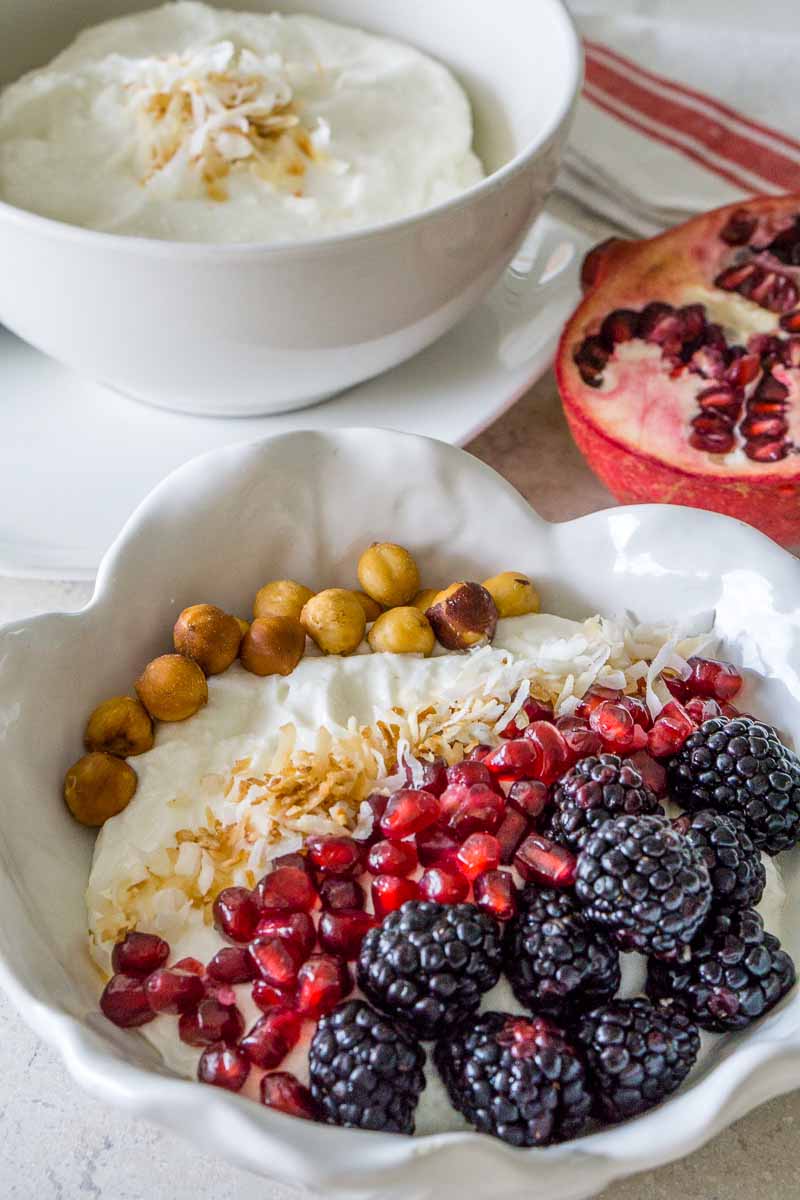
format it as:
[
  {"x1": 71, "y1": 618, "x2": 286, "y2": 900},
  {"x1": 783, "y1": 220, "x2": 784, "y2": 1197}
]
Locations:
[
  {"x1": 1, "y1": 427, "x2": 800, "y2": 1199},
  {"x1": 0, "y1": 0, "x2": 580, "y2": 417}
]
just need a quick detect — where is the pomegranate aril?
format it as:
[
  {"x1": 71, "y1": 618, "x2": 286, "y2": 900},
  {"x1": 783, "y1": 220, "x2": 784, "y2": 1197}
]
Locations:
[
  {"x1": 240, "y1": 1007, "x2": 302, "y2": 1069},
  {"x1": 318, "y1": 910, "x2": 376, "y2": 960},
  {"x1": 207, "y1": 946, "x2": 255, "y2": 985},
  {"x1": 515, "y1": 833, "x2": 576, "y2": 888},
  {"x1": 179, "y1": 997, "x2": 244, "y2": 1046},
  {"x1": 466, "y1": 744, "x2": 492, "y2": 762},
  {"x1": 745, "y1": 437, "x2": 790, "y2": 462},
  {"x1": 780, "y1": 309, "x2": 800, "y2": 332},
  {"x1": 100, "y1": 974, "x2": 155, "y2": 1028},
  {"x1": 719, "y1": 208, "x2": 757, "y2": 245},
  {"x1": 716, "y1": 263, "x2": 758, "y2": 291},
  {"x1": 252, "y1": 980, "x2": 290, "y2": 1012},
  {"x1": 111, "y1": 931, "x2": 169, "y2": 978},
  {"x1": 741, "y1": 414, "x2": 788, "y2": 439},
  {"x1": 306, "y1": 835, "x2": 361, "y2": 879},
  {"x1": 508, "y1": 779, "x2": 549, "y2": 821},
  {"x1": 576, "y1": 685, "x2": 621, "y2": 718},
  {"x1": 144, "y1": 968, "x2": 205, "y2": 1014},
  {"x1": 484, "y1": 739, "x2": 540, "y2": 780},
  {"x1": 256, "y1": 865, "x2": 318, "y2": 914},
  {"x1": 446, "y1": 760, "x2": 493, "y2": 788},
  {"x1": 522, "y1": 721, "x2": 571, "y2": 784},
  {"x1": 248, "y1": 937, "x2": 304, "y2": 989},
  {"x1": 270, "y1": 851, "x2": 311, "y2": 875},
  {"x1": 754, "y1": 373, "x2": 789, "y2": 403},
  {"x1": 618, "y1": 694, "x2": 653, "y2": 731},
  {"x1": 318, "y1": 877, "x2": 365, "y2": 911},
  {"x1": 213, "y1": 886, "x2": 261, "y2": 943},
  {"x1": 379, "y1": 788, "x2": 440, "y2": 840},
  {"x1": 589, "y1": 700, "x2": 635, "y2": 748},
  {"x1": 555, "y1": 715, "x2": 603, "y2": 759},
  {"x1": 725, "y1": 354, "x2": 760, "y2": 389},
  {"x1": 448, "y1": 784, "x2": 505, "y2": 839},
  {"x1": 647, "y1": 700, "x2": 696, "y2": 758},
  {"x1": 686, "y1": 697, "x2": 723, "y2": 724},
  {"x1": 366, "y1": 838, "x2": 418, "y2": 877},
  {"x1": 627, "y1": 749, "x2": 667, "y2": 797},
  {"x1": 685, "y1": 656, "x2": 743, "y2": 701},
  {"x1": 416, "y1": 826, "x2": 461, "y2": 871},
  {"x1": 371, "y1": 874, "x2": 420, "y2": 918},
  {"x1": 697, "y1": 385, "x2": 741, "y2": 417},
  {"x1": 750, "y1": 269, "x2": 799, "y2": 313},
  {"x1": 689, "y1": 426, "x2": 735, "y2": 454},
  {"x1": 367, "y1": 791, "x2": 389, "y2": 822},
  {"x1": 295, "y1": 954, "x2": 352, "y2": 1019},
  {"x1": 457, "y1": 833, "x2": 501, "y2": 881},
  {"x1": 197, "y1": 1043, "x2": 250, "y2": 1092},
  {"x1": 499, "y1": 698, "x2": 554, "y2": 739},
  {"x1": 260, "y1": 1072, "x2": 318, "y2": 1120},
  {"x1": 689, "y1": 345, "x2": 727, "y2": 380},
  {"x1": 418, "y1": 867, "x2": 469, "y2": 905},
  {"x1": 404, "y1": 755, "x2": 448, "y2": 797},
  {"x1": 600, "y1": 307, "x2": 639, "y2": 347},
  {"x1": 574, "y1": 335, "x2": 609, "y2": 387},
  {"x1": 474, "y1": 869, "x2": 518, "y2": 922},
  {"x1": 254, "y1": 911, "x2": 316, "y2": 960},
  {"x1": 495, "y1": 807, "x2": 529, "y2": 864}
]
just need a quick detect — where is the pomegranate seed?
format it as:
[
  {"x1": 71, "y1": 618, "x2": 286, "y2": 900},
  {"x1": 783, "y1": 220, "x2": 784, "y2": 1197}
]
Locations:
[
  {"x1": 213, "y1": 887, "x2": 262, "y2": 943},
  {"x1": 418, "y1": 867, "x2": 469, "y2": 905},
  {"x1": 270, "y1": 851, "x2": 311, "y2": 875},
  {"x1": 100, "y1": 974, "x2": 155, "y2": 1028},
  {"x1": 508, "y1": 779, "x2": 550, "y2": 821},
  {"x1": 719, "y1": 208, "x2": 757, "y2": 245},
  {"x1": 574, "y1": 335, "x2": 609, "y2": 386},
  {"x1": 627, "y1": 749, "x2": 667, "y2": 797},
  {"x1": 446, "y1": 760, "x2": 493, "y2": 788},
  {"x1": 256, "y1": 865, "x2": 318, "y2": 914},
  {"x1": 745, "y1": 437, "x2": 790, "y2": 462},
  {"x1": 589, "y1": 701, "x2": 635, "y2": 749},
  {"x1": 618, "y1": 694, "x2": 653, "y2": 731},
  {"x1": 499, "y1": 697, "x2": 554, "y2": 739},
  {"x1": 318, "y1": 877, "x2": 365, "y2": 911},
  {"x1": 197, "y1": 1043, "x2": 249, "y2": 1092},
  {"x1": 144, "y1": 968, "x2": 205, "y2": 1014},
  {"x1": 448, "y1": 784, "x2": 505, "y2": 839},
  {"x1": 371, "y1": 874, "x2": 420, "y2": 918},
  {"x1": 416, "y1": 826, "x2": 461, "y2": 871},
  {"x1": 380, "y1": 788, "x2": 440, "y2": 839},
  {"x1": 690, "y1": 425, "x2": 735, "y2": 454},
  {"x1": 515, "y1": 834, "x2": 576, "y2": 888},
  {"x1": 295, "y1": 954, "x2": 352, "y2": 1019},
  {"x1": 727, "y1": 353, "x2": 760, "y2": 388},
  {"x1": 522, "y1": 722, "x2": 571, "y2": 784},
  {"x1": 439, "y1": 781, "x2": 471, "y2": 820},
  {"x1": 685, "y1": 656, "x2": 743, "y2": 701},
  {"x1": 495, "y1": 808, "x2": 529, "y2": 864},
  {"x1": 697, "y1": 384, "x2": 742, "y2": 419},
  {"x1": 318, "y1": 910, "x2": 376, "y2": 959},
  {"x1": 367, "y1": 791, "x2": 389, "y2": 822},
  {"x1": 484, "y1": 739, "x2": 539, "y2": 780},
  {"x1": 664, "y1": 676, "x2": 690, "y2": 702},
  {"x1": 555, "y1": 715, "x2": 603, "y2": 759},
  {"x1": 207, "y1": 947, "x2": 255, "y2": 985},
  {"x1": 306, "y1": 835, "x2": 361, "y2": 878},
  {"x1": 600, "y1": 307, "x2": 639, "y2": 347},
  {"x1": 474, "y1": 869, "x2": 518, "y2": 922},
  {"x1": 457, "y1": 833, "x2": 501, "y2": 881},
  {"x1": 741, "y1": 414, "x2": 789, "y2": 440},
  {"x1": 366, "y1": 839, "x2": 418, "y2": 877},
  {"x1": 179, "y1": 997, "x2": 243, "y2": 1046},
  {"x1": 204, "y1": 980, "x2": 238, "y2": 1008},
  {"x1": 576, "y1": 685, "x2": 621, "y2": 719},
  {"x1": 248, "y1": 937, "x2": 304, "y2": 990},
  {"x1": 685, "y1": 697, "x2": 723, "y2": 724},
  {"x1": 467, "y1": 744, "x2": 492, "y2": 762},
  {"x1": 647, "y1": 700, "x2": 696, "y2": 758},
  {"x1": 404, "y1": 756, "x2": 448, "y2": 796},
  {"x1": 260, "y1": 1072, "x2": 318, "y2": 1120},
  {"x1": 172, "y1": 956, "x2": 204, "y2": 975},
  {"x1": 240, "y1": 1007, "x2": 302, "y2": 1069},
  {"x1": 111, "y1": 931, "x2": 169, "y2": 978},
  {"x1": 252, "y1": 980, "x2": 290, "y2": 1012},
  {"x1": 254, "y1": 911, "x2": 316, "y2": 960}
]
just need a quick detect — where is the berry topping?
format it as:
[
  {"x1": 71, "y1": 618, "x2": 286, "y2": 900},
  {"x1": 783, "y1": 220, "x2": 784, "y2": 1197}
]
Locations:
[
  {"x1": 206, "y1": 947, "x2": 256, "y2": 985},
  {"x1": 318, "y1": 910, "x2": 376, "y2": 960},
  {"x1": 256, "y1": 865, "x2": 318, "y2": 912},
  {"x1": 179, "y1": 997, "x2": 243, "y2": 1046},
  {"x1": 507, "y1": 778, "x2": 550, "y2": 821},
  {"x1": 240, "y1": 1007, "x2": 302, "y2": 1069},
  {"x1": 494, "y1": 807, "x2": 529, "y2": 864},
  {"x1": 457, "y1": 832, "x2": 501, "y2": 881},
  {"x1": 248, "y1": 937, "x2": 304, "y2": 990},
  {"x1": 474, "y1": 869, "x2": 518, "y2": 922},
  {"x1": 418, "y1": 867, "x2": 469, "y2": 905},
  {"x1": 295, "y1": 954, "x2": 353, "y2": 1019},
  {"x1": 111, "y1": 931, "x2": 169, "y2": 978},
  {"x1": 306, "y1": 835, "x2": 362, "y2": 878},
  {"x1": 197, "y1": 1043, "x2": 250, "y2": 1092},
  {"x1": 404, "y1": 755, "x2": 448, "y2": 796},
  {"x1": 446, "y1": 783, "x2": 505, "y2": 839},
  {"x1": 144, "y1": 967, "x2": 205, "y2": 1014},
  {"x1": 100, "y1": 974, "x2": 155, "y2": 1028},
  {"x1": 548, "y1": 753, "x2": 663, "y2": 852},
  {"x1": 379, "y1": 788, "x2": 440, "y2": 840},
  {"x1": 672, "y1": 809, "x2": 766, "y2": 909},
  {"x1": 371, "y1": 874, "x2": 421, "y2": 918},
  {"x1": 253, "y1": 911, "x2": 316, "y2": 960},
  {"x1": 514, "y1": 833, "x2": 577, "y2": 888},
  {"x1": 260, "y1": 1072, "x2": 318, "y2": 1120},
  {"x1": 213, "y1": 886, "x2": 261, "y2": 943},
  {"x1": 366, "y1": 839, "x2": 418, "y2": 877}
]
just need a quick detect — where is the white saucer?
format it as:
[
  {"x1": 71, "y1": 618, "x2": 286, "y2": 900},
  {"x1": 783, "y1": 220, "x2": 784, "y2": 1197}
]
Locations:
[{"x1": 0, "y1": 211, "x2": 590, "y2": 580}]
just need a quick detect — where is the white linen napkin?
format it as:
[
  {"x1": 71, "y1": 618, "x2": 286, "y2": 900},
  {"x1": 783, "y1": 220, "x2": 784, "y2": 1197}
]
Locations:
[{"x1": 560, "y1": 0, "x2": 800, "y2": 234}]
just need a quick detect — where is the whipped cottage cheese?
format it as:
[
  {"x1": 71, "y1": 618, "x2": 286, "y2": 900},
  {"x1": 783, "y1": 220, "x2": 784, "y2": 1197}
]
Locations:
[{"x1": 0, "y1": 2, "x2": 485, "y2": 242}]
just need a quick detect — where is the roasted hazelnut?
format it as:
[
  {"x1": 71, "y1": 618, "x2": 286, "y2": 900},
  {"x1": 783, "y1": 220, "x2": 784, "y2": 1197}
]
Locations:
[
  {"x1": 235, "y1": 617, "x2": 250, "y2": 639},
  {"x1": 426, "y1": 582, "x2": 498, "y2": 650},
  {"x1": 135, "y1": 654, "x2": 208, "y2": 722},
  {"x1": 173, "y1": 604, "x2": 242, "y2": 675},
  {"x1": 84, "y1": 696, "x2": 154, "y2": 757},
  {"x1": 64, "y1": 752, "x2": 137, "y2": 827},
  {"x1": 357, "y1": 543, "x2": 420, "y2": 607},
  {"x1": 240, "y1": 615, "x2": 306, "y2": 676},
  {"x1": 253, "y1": 580, "x2": 314, "y2": 622},
  {"x1": 352, "y1": 591, "x2": 383, "y2": 623},
  {"x1": 301, "y1": 588, "x2": 366, "y2": 655},
  {"x1": 411, "y1": 588, "x2": 439, "y2": 614},
  {"x1": 367, "y1": 607, "x2": 435, "y2": 656},
  {"x1": 482, "y1": 571, "x2": 541, "y2": 619}
]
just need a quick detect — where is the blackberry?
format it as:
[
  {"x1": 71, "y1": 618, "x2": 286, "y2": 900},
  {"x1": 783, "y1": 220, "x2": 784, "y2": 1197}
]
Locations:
[
  {"x1": 357, "y1": 900, "x2": 502, "y2": 1039},
  {"x1": 504, "y1": 886, "x2": 620, "y2": 1019},
  {"x1": 647, "y1": 907, "x2": 796, "y2": 1031},
  {"x1": 308, "y1": 999, "x2": 426, "y2": 1133},
  {"x1": 548, "y1": 754, "x2": 664, "y2": 852},
  {"x1": 434, "y1": 1011, "x2": 592, "y2": 1146},
  {"x1": 576, "y1": 997, "x2": 700, "y2": 1122},
  {"x1": 667, "y1": 716, "x2": 800, "y2": 855},
  {"x1": 672, "y1": 809, "x2": 766, "y2": 909},
  {"x1": 575, "y1": 813, "x2": 712, "y2": 958}
]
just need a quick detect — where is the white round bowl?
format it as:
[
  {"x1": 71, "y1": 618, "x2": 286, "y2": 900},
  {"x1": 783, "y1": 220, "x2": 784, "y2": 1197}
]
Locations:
[
  {"x1": 0, "y1": 428, "x2": 799, "y2": 1199},
  {"x1": 0, "y1": 0, "x2": 580, "y2": 417}
]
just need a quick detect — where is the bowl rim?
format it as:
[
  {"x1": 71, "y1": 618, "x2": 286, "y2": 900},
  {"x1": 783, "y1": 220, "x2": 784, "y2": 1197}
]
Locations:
[{"x1": 0, "y1": 0, "x2": 582, "y2": 260}]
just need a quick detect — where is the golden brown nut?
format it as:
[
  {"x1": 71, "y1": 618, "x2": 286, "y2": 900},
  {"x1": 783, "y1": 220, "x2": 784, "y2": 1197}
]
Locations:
[
  {"x1": 357, "y1": 543, "x2": 420, "y2": 608},
  {"x1": 63, "y1": 752, "x2": 137, "y2": 827},
  {"x1": 135, "y1": 654, "x2": 208, "y2": 722},
  {"x1": 235, "y1": 617, "x2": 250, "y2": 639},
  {"x1": 426, "y1": 582, "x2": 499, "y2": 650},
  {"x1": 482, "y1": 571, "x2": 541, "y2": 619},
  {"x1": 173, "y1": 604, "x2": 242, "y2": 675},
  {"x1": 352, "y1": 591, "x2": 383, "y2": 623},
  {"x1": 367, "y1": 607, "x2": 435, "y2": 656},
  {"x1": 240, "y1": 616, "x2": 306, "y2": 676},
  {"x1": 301, "y1": 588, "x2": 366, "y2": 655},
  {"x1": 84, "y1": 696, "x2": 154, "y2": 757},
  {"x1": 253, "y1": 580, "x2": 314, "y2": 622},
  {"x1": 411, "y1": 588, "x2": 440, "y2": 614}
]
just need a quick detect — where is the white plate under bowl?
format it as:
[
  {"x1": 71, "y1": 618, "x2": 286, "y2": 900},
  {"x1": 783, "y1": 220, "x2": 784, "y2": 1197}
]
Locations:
[{"x1": 0, "y1": 211, "x2": 589, "y2": 581}]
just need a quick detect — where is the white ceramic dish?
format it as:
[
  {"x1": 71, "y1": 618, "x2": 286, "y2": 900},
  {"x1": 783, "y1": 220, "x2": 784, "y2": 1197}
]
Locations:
[
  {"x1": 0, "y1": 427, "x2": 799, "y2": 1200},
  {"x1": 0, "y1": 210, "x2": 590, "y2": 581},
  {"x1": 0, "y1": 0, "x2": 581, "y2": 417}
]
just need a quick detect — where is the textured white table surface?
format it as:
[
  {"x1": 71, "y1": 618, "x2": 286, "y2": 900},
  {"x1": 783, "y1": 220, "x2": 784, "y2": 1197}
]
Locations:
[{"x1": 2, "y1": 195, "x2": 798, "y2": 1199}]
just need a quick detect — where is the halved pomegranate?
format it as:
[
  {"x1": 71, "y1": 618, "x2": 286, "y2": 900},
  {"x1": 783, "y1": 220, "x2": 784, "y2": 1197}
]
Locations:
[{"x1": 557, "y1": 196, "x2": 800, "y2": 544}]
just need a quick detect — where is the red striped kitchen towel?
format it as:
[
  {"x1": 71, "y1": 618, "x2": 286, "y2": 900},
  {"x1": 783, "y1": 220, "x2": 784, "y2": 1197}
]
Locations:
[{"x1": 559, "y1": 2, "x2": 800, "y2": 234}]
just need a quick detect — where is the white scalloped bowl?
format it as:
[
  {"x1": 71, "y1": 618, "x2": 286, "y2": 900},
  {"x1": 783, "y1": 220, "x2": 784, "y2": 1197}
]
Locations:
[{"x1": 1, "y1": 429, "x2": 799, "y2": 1200}]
